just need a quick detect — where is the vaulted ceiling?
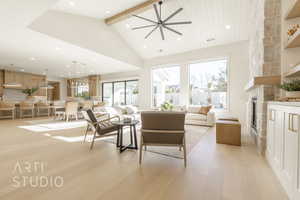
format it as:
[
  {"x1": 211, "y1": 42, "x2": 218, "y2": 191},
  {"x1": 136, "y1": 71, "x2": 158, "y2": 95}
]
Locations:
[
  {"x1": 0, "y1": 0, "x2": 250, "y2": 78},
  {"x1": 54, "y1": 0, "x2": 250, "y2": 59}
]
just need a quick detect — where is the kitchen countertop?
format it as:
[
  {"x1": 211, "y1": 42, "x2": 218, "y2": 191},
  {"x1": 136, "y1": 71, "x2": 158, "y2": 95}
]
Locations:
[{"x1": 268, "y1": 101, "x2": 300, "y2": 107}]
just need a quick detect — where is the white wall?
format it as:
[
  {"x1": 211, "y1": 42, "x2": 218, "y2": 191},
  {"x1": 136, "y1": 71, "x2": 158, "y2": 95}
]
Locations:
[{"x1": 100, "y1": 41, "x2": 250, "y2": 132}]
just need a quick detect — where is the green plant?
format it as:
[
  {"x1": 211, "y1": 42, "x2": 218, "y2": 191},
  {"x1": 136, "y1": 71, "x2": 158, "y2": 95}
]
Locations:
[
  {"x1": 22, "y1": 87, "x2": 39, "y2": 96},
  {"x1": 279, "y1": 80, "x2": 300, "y2": 91},
  {"x1": 161, "y1": 101, "x2": 174, "y2": 111}
]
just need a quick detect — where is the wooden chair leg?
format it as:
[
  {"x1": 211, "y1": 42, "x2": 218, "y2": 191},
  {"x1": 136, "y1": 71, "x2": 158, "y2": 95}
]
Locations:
[
  {"x1": 90, "y1": 130, "x2": 97, "y2": 150},
  {"x1": 83, "y1": 124, "x2": 89, "y2": 143},
  {"x1": 139, "y1": 137, "x2": 143, "y2": 164},
  {"x1": 183, "y1": 136, "x2": 187, "y2": 168}
]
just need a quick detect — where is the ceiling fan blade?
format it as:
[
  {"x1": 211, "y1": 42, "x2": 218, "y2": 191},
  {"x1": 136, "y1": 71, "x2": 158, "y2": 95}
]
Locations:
[
  {"x1": 145, "y1": 25, "x2": 159, "y2": 39},
  {"x1": 132, "y1": 24, "x2": 157, "y2": 30},
  {"x1": 163, "y1": 8, "x2": 183, "y2": 23},
  {"x1": 164, "y1": 21, "x2": 192, "y2": 26},
  {"x1": 163, "y1": 25, "x2": 182, "y2": 36},
  {"x1": 153, "y1": 4, "x2": 161, "y2": 21},
  {"x1": 159, "y1": 26, "x2": 165, "y2": 40},
  {"x1": 132, "y1": 14, "x2": 157, "y2": 24}
]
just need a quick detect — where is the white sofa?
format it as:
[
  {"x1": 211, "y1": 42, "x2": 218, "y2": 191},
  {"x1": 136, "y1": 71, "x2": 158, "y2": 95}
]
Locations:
[
  {"x1": 184, "y1": 106, "x2": 215, "y2": 127},
  {"x1": 94, "y1": 105, "x2": 140, "y2": 121}
]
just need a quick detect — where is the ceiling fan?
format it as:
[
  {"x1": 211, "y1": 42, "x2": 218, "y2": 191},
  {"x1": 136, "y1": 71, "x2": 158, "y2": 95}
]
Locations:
[{"x1": 132, "y1": 1, "x2": 192, "y2": 40}]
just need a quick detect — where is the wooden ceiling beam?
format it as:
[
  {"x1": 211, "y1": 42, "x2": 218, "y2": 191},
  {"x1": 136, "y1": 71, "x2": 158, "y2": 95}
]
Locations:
[{"x1": 105, "y1": 0, "x2": 161, "y2": 25}]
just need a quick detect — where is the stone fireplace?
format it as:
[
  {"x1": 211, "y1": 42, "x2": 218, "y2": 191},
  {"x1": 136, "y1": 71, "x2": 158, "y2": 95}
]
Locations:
[{"x1": 246, "y1": 0, "x2": 281, "y2": 154}]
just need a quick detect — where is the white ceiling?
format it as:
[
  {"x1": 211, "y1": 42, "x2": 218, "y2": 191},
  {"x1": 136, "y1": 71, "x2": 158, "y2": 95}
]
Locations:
[
  {"x1": 0, "y1": 0, "x2": 250, "y2": 78},
  {"x1": 0, "y1": 0, "x2": 139, "y2": 78},
  {"x1": 54, "y1": 0, "x2": 250, "y2": 59}
]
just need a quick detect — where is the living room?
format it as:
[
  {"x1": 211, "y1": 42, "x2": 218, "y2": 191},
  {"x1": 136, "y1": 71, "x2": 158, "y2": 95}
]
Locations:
[{"x1": 0, "y1": 0, "x2": 299, "y2": 200}]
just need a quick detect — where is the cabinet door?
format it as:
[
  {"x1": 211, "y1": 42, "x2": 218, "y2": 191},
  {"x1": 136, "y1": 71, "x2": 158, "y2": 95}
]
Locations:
[
  {"x1": 274, "y1": 110, "x2": 284, "y2": 169},
  {"x1": 267, "y1": 108, "x2": 276, "y2": 156},
  {"x1": 283, "y1": 112, "x2": 299, "y2": 196}
]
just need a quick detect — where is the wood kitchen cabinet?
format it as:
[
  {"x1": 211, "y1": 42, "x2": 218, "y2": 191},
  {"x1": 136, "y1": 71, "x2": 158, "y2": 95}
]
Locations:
[
  {"x1": 267, "y1": 102, "x2": 300, "y2": 200},
  {"x1": 0, "y1": 70, "x2": 4, "y2": 97},
  {"x1": 3, "y1": 70, "x2": 46, "y2": 96}
]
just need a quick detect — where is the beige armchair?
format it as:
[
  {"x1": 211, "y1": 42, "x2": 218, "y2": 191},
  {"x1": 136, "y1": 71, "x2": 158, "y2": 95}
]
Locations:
[
  {"x1": 140, "y1": 111, "x2": 187, "y2": 167},
  {"x1": 19, "y1": 101, "x2": 35, "y2": 118},
  {"x1": 36, "y1": 101, "x2": 51, "y2": 117},
  {"x1": 0, "y1": 101, "x2": 16, "y2": 119}
]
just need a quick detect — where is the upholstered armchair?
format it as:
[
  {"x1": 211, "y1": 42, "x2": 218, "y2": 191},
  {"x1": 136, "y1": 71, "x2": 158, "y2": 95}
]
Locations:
[
  {"x1": 0, "y1": 101, "x2": 16, "y2": 119},
  {"x1": 19, "y1": 101, "x2": 35, "y2": 118},
  {"x1": 140, "y1": 111, "x2": 187, "y2": 167},
  {"x1": 85, "y1": 109, "x2": 120, "y2": 150}
]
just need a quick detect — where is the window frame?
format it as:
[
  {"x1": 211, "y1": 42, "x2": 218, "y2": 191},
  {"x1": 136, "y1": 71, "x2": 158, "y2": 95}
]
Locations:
[
  {"x1": 187, "y1": 57, "x2": 230, "y2": 111},
  {"x1": 151, "y1": 65, "x2": 181, "y2": 108},
  {"x1": 101, "y1": 79, "x2": 139, "y2": 106}
]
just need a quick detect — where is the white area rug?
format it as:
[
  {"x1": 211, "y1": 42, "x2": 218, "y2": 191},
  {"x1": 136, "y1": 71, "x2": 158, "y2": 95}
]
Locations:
[{"x1": 18, "y1": 120, "x2": 87, "y2": 132}]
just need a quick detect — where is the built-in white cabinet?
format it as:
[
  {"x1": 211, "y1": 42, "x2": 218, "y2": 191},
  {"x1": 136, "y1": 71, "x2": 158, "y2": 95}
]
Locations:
[{"x1": 267, "y1": 103, "x2": 300, "y2": 200}]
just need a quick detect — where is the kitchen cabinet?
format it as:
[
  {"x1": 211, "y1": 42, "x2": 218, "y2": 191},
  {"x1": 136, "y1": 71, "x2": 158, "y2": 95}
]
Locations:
[{"x1": 267, "y1": 102, "x2": 300, "y2": 200}]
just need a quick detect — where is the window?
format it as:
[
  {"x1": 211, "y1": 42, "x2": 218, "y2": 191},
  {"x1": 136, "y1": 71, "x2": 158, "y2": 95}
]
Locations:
[
  {"x1": 126, "y1": 80, "x2": 139, "y2": 106},
  {"x1": 102, "y1": 83, "x2": 113, "y2": 106},
  {"x1": 73, "y1": 80, "x2": 89, "y2": 98},
  {"x1": 102, "y1": 80, "x2": 139, "y2": 106},
  {"x1": 189, "y1": 59, "x2": 228, "y2": 109},
  {"x1": 113, "y1": 82, "x2": 125, "y2": 105},
  {"x1": 152, "y1": 66, "x2": 180, "y2": 107}
]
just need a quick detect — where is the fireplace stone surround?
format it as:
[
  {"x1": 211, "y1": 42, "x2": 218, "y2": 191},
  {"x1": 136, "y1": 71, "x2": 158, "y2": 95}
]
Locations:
[{"x1": 246, "y1": 0, "x2": 281, "y2": 154}]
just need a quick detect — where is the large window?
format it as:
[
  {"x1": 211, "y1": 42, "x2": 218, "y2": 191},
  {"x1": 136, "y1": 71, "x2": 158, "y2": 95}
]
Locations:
[
  {"x1": 152, "y1": 66, "x2": 180, "y2": 107},
  {"x1": 73, "y1": 80, "x2": 89, "y2": 98},
  {"x1": 189, "y1": 59, "x2": 228, "y2": 109},
  {"x1": 102, "y1": 80, "x2": 138, "y2": 106}
]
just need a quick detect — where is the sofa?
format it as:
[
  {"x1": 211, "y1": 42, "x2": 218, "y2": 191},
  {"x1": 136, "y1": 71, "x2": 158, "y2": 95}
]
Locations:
[
  {"x1": 94, "y1": 105, "x2": 140, "y2": 121},
  {"x1": 173, "y1": 106, "x2": 215, "y2": 127},
  {"x1": 185, "y1": 106, "x2": 215, "y2": 127}
]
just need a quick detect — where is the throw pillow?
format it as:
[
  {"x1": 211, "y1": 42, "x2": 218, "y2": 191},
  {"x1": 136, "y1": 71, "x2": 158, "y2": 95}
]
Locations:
[
  {"x1": 126, "y1": 105, "x2": 138, "y2": 114},
  {"x1": 199, "y1": 105, "x2": 212, "y2": 115}
]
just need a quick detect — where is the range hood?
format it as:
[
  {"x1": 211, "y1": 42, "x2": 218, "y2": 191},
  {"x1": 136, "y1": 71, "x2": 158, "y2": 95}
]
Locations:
[
  {"x1": 245, "y1": 75, "x2": 281, "y2": 91},
  {"x1": 3, "y1": 83, "x2": 23, "y2": 88}
]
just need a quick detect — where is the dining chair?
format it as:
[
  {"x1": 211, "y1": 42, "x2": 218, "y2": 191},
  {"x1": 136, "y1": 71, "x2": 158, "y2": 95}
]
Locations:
[
  {"x1": 19, "y1": 101, "x2": 35, "y2": 118},
  {"x1": 36, "y1": 101, "x2": 51, "y2": 117},
  {"x1": 0, "y1": 101, "x2": 16, "y2": 119},
  {"x1": 65, "y1": 101, "x2": 79, "y2": 121}
]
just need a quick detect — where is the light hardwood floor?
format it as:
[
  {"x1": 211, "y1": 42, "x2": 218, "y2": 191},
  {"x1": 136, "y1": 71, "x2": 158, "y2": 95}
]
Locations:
[{"x1": 0, "y1": 118, "x2": 288, "y2": 200}]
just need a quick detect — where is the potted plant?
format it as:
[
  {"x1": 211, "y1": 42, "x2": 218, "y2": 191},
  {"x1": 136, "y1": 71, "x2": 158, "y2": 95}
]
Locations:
[
  {"x1": 161, "y1": 101, "x2": 174, "y2": 111},
  {"x1": 22, "y1": 87, "x2": 38, "y2": 99},
  {"x1": 280, "y1": 80, "x2": 300, "y2": 98}
]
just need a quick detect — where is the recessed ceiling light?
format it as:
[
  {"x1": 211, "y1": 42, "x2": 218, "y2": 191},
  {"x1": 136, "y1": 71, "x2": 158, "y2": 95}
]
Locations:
[
  {"x1": 225, "y1": 25, "x2": 231, "y2": 30},
  {"x1": 30, "y1": 57, "x2": 36, "y2": 61},
  {"x1": 143, "y1": 45, "x2": 147, "y2": 49},
  {"x1": 106, "y1": 10, "x2": 111, "y2": 14},
  {"x1": 69, "y1": 1, "x2": 75, "y2": 6},
  {"x1": 126, "y1": 24, "x2": 130, "y2": 28},
  {"x1": 177, "y1": 37, "x2": 182, "y2": 41},
  {"x1": 56, "y1": 47, "x2": 61, "y2": 51}
]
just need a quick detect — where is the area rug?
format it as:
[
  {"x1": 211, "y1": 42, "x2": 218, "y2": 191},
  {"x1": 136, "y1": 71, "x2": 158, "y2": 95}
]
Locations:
[
  {"x1": 104, "y1": 125, "x2": 210, "y2": 159},
  {"x1": 18, "y1": 120, "x2": 87, "y2": 132}
]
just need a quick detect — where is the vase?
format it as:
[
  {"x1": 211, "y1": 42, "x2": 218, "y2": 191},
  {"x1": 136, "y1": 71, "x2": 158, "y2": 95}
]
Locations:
[{"x1": 286, "y1": 91, "x2": 300, "y2": 98}]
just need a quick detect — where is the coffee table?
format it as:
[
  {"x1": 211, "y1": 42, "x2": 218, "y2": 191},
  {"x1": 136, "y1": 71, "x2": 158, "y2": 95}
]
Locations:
[{"x1": 113, "y1": 120, "x2": 139, "y2": 153}]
